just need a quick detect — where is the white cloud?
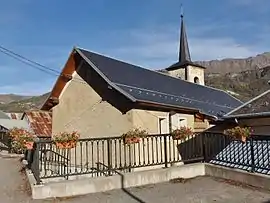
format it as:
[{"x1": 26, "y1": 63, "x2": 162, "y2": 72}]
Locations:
[
  {"x1": 108, "y1": 26, "x2": 266, "y2": 69},
  {"x1": 190, "y1": 38, "x2": 259, "y2": 60}
]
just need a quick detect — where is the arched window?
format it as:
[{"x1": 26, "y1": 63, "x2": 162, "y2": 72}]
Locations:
[{"x1": 194, "y1": 77, "x2": 199, "y2": 84}]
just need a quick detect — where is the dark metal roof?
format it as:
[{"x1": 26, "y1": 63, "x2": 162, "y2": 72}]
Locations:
[
  {"x1": 76, "y1": 48, "x2": 242, "y2": 118},
  {"x1": 167, "y1": 61, "x2": 206, "y2": 71},
  {"x1": 225, "y1": 89, "x2": 270, "y2": 118},
  {"x1": 179, "y1": 15, "x2": 191, "y2": 64}
]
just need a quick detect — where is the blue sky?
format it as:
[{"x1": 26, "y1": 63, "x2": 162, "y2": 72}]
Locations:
[{"x1": 0, "y1": 0, "x2": 269, "y2": 95}]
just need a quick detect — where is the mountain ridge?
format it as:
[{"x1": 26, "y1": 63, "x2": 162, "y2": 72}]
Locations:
[{"x1": 196, "y1": 52, "x2": 270, "y2": 74}]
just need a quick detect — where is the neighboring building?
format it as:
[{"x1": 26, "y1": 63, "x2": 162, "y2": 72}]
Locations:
[
  {"x1": 0, "y1": 110, "x2": 10, "y2": 120},
  {"x1": 21, "y1": 110, "x2": 52, "y2": 137},
  {"x1": 206, "y1": 89, "x2": 270, "y2": 174},
  {"x1": 0, "y1": 119, "x2": 29, "y2": 132},
  {"x1": 165, "y1": 15, "x2": 206, "y2": 85},
  {"x1": 0, "y1": 110, "x2": 52, "y2": 137},
  {"x1": 0, "y1": 110, "x2": 28, "y2": 131},
  {"x1": 5, "y1": 112, "x2": 23, "y2": 120},
  {"x1": 40, "y1": 15, "x2": 241, "y2": 139},
  {"x1": 220, "y1": 89, "x2": 270, "y2": 135}
]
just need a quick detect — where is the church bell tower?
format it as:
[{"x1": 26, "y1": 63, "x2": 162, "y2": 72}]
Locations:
[{"x1": 166, "y1": 13, "x2": 206, "y2": 85}]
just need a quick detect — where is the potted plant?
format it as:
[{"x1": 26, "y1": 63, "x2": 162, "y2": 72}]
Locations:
[
  {"x1": 9, "y1": 127, "x2": 35, "y2": 152},
  {"x1": 224, "y1": 126, "x2": 252, "y2": 143},
  {"x1": 122, "y1": 128, "x2": 148, "y2": 145},
  {"x1": 171, "y1": 126, "x2": 193, "y2": 140},
  {"x1": 53, "y1": 131, "x2": 80, "y2": 149},
  {"x1": 21, "y1": 134, "x2": 35, "y2": 150}
]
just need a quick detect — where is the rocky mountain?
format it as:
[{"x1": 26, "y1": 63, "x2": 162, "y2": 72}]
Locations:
[
  {"x1": 198, "y1": 52, "x2": 270, "y2": 102},
  {"x1": 197, "y1": 52, "x2": 270, "y2": 75},
  {"x1": 1, "y1": 52, "x2": 270, "y2": 112}
]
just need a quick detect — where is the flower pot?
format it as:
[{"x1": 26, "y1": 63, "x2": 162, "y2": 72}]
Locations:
[
  {"x1": 124, "y1": 137, "x2": 141, "y2": 144},
  {"x1": 24, "y1": 141, "x2": 34, "y2": 150},
  {"x1": 56, "y1": 141, "x2": 77, "y2": 149},
  {"x1": 241, "y1": 136, "x2": 247, "y2": 143},
  {"x1": 172, "y1": 135, "x2": 186, "y2": 140},
  {"x1": 68, "y1": 141, "x2": 77, "y2": 148}
]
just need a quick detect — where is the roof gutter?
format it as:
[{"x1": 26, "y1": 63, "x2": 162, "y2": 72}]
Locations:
[
  {"x1": 223, "y1": 111, "x2": 270, "y2": 119},
  {"x1": 137, "y1": 100, "x2": 199, "y2": 112},
  {"x1": 199, "y1": 111, "x2": 218, "y2": 121},
  {"x1": 137, "y1": 100, "x2": 218, "y2": 121}
]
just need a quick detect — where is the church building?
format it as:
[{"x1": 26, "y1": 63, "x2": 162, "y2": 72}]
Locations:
[{"x1": 41, "y1": 13, "x2": 242, "y2": 138}]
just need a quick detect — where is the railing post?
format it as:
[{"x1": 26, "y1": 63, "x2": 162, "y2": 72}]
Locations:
[
  {"x1": 164, "y1": 134, "x2": 168, "y2": 168},
  {"x1": 250, "y1": 137, "x2": 255, "y2": 173},
  {"x1": 201, "y1": 133, "x2": 206, "y2": 162},
  {"x1": 32, "y1": 142, "x2": 41, "y2": 184},
  {"x1": 107, "y1": 139, "x2": 112, "y2": 176},
  {"x1": 7, "y1": 135, "x2": 12, "y2": 153}
]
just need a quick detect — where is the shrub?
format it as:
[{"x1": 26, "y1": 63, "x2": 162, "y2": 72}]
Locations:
[
  {"x1": 52, "y1": 131, "x2": 80, "y2": 149},
  {"x1": 224, "y1": 126, "x2": 252, "y2": 142},
  {"x1": 9, "y1": 127, "x2": 35, "y2": 153},
  {"x1": 171, "y1": 126, "x2": 193, "y2": 140},
  {"x1": 53, "y1": 131, "x2": 80, "y2": 143},
  {"x1": 122, "y1": 128, "x2": 148, "y2": 144}
]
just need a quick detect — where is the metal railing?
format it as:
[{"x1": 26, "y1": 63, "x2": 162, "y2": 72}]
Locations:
[
  {"x1": 204, "y1": 133, "x2": 270, "y2": 175},
  {"x1": 27, "y1": 133, "x2": 205, "y2": 184},
  {"x1": 0, "y1": 130, "x2": 11, "y2": 152},
  {"x1": 26, "y1": 132, "x2": 270, "y2": 184}
]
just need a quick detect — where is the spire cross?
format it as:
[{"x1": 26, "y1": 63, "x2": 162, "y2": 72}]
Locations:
[{"x1": 180, "y1": 3, "x2": 184, "y2": 18}]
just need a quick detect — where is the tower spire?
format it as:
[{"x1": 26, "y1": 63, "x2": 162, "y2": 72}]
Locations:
[{"x1": 179, "y1": 7, "x2": 191, "y2": 63}]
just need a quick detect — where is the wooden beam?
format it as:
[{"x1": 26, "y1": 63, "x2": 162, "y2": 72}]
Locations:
[
  {"x1": 195, "y1": 113, "x2": 205, "y2": 122},
  {"x1": 49, "y1": 97, "x2": 59, "y2": 105},
  {"x1": 61, "y1": 74, "x2": 72, "y2": 82}
]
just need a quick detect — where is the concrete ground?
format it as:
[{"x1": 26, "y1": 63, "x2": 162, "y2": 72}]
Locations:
[{"x1": 1, "y1": 155, "x2": 270, "y2": 203}]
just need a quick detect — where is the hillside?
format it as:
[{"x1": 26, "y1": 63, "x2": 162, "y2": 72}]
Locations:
[
  {"x1": 0, "y1": 94, "x2": 32, "y2": 104},
  {"x1": 1, "y1": 52, "x2": 270, "y2": 112},
  {"x1": 205, "y1": 67, "x2": 270, "y2": 102},
  {"x1": 0, "y1": 92, "x2": 50, "y2": 112}
]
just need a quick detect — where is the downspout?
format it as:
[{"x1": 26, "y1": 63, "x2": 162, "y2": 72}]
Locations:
[{"x1": 169, "y1": 112, "x2": 173, "y2": 133}]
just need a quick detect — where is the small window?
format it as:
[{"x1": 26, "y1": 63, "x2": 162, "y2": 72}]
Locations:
[
  {"x1": 194, "y1": 77, "x2": 199, "y2": 84},
  {"x1": 158, "y1": 117, "x2": 169, "y2": 134},
  {"x1": 178, "y1": 118, "x2": 187, "y2": 128}
]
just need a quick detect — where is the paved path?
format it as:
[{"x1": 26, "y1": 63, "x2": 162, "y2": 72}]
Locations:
[
  {"x1": 59, "y1": 176, "x2": 270, "y2": 203},
  {"x1": 0, "y1": 156, "x2": 35, "y2": 203},
  {"x1": 1, "y1": 155, "x2": 270, "y2": 203}
]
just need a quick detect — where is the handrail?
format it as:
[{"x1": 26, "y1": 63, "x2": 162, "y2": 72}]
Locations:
[
  {"x1": 35, "y1": 133, "x2": 173, "y2": 144},
  {"x1": 40, "y1": 148, "x2": 70, "y2": 162},
  {"x1": 0, "y1": 131, "x2": 12, "y2": 153}
]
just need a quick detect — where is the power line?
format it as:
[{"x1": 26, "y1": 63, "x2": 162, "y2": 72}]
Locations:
[
  {"x1": 0, "y1": 45, "x2": 60, "y2": 74},
  {"x1": 0, "y1": 45, "x2": 88, "y2": 85},
  {"x1": 0, "y1": 48, "x2": 59, "y2": 77}
]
